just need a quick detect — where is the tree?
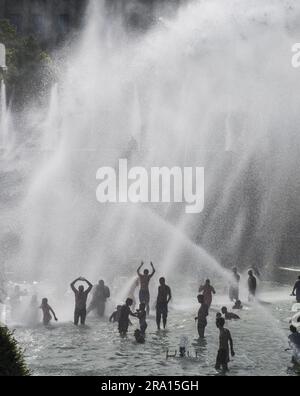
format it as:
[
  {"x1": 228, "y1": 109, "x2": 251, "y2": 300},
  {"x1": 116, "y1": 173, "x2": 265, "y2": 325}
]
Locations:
[
  {"x1": 0, "y1": 326, "x2": 30, "y2": 376},
  {"x1": 0, "y1": 19, "x2": 55, "y2": 109}
]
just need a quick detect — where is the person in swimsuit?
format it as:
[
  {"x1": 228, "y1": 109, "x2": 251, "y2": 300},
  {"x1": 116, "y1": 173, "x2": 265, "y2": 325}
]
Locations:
[
  {"x1": 221, "y1": 306, "x2": 240, "y2": 320},
  {"x1": 291, "y1": 276, "x2": 300, "y2": 303},
  {"x1": 156, "y1": 277, "x2": 172, "y2": 330},
  {"x1": 215, "y1": 317, "x2": 235, "y2": 372},
  {"x1": 195, "y1": 294, "x2": 209, "y2": 338},
  {"x1": 248, "y1": 270, "x2": 257, "y2": 302},
  {"x1": 199, "y1": 279, "x2": 216, "y2": 309},
  {"x1": 136, "y1": 303, "x2": 147, "y2": 335},
  {"x1": 70, "y1": 277, "x2": 93, "y2": 326},
  {"x1": 40, "y1": 298, "x2": 58, "y2": 326},
  {"x1": 109, "y1": 305, "x2": 122, "y2": 323},
  {"x1": 87, "y1": 280, "x2": 110, "y2": 318},
  {"x1": 137, "y1": 262, "x2": 155, "y2": 315},
  {"x1": 118, "y1": 298, "x2": 137, "y2": 336}
]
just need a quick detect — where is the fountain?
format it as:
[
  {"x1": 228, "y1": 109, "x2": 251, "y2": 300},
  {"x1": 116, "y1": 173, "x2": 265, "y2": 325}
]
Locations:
[
  {"x1": 0, "y1": 43, "x2": 8, "y2": 149},
  {"x1": 1, "y1": 0, "x2": 300, "y2": 376}
]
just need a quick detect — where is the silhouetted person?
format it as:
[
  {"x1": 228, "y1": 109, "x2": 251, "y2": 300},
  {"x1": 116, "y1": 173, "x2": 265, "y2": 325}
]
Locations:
[
  {"x1": 156, "y1": 277, "x2": 172, "y2": 330},
  {"x1": 109, "y1": 305, "x2": 122, "y2": 323},
  {"x1": 136, "y1": 303, "x2": 147, "y2": 334},
  {"x1": 232, "y1": 300, "x2": 243, "y2": 310},
  {"x1": 70, "y1": 277, "x2": 93, "y2": 326},
  {"x1": 215, "y1": 317, "x2": 235, "y2": 372},
  {"x1": 118, "y1": 298, "x2": 137, "y2": 336},
  {"x1": 134, "y1": 329, "x2": 145, "y2": 344},
  {"x1": 40, "y1": 298, "x2": 58, "y2": 326},
  {"x1": 229, "y1": 267, "x2": 240, "y2": 302},
  {"x1": 291, "y1": 276, "x2": 300, "y2": 303},
  {"x1": 137, "y1": 261, "x2": 156, "y2": 315},
  {"x1": 221, "y1": 306, "x2": 240, "y2": 320},
  {"x1": 216, "y1": 312, "x2": 222, "y2": 327},
  {"x1": 199, "y1": 279, "x2": 216, "y2": 308},
  {"x1": 248, "y1": 270, "x2": 257, "y2": 301},
  {"x1": 195, "y1": 294, "x2": 209, "y2": 338},
  {"x1": 289, "y1": 325, "x2": 300, "y2": 348},
  {"x1": 289, "y1": 325, "x2": 300, "y2": 365},
  {"x1": 88, "y1": 280, "x2": 110, "y2": 317}
]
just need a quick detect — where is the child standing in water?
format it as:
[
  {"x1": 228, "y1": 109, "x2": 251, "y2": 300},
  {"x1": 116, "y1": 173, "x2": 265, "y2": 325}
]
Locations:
[
  {"x1": 215, "y1": 317, "x2": 235, "y2": 372},
  {"x1": 199, "y1": 279, "x2": 216, "y2": 309},
  {"x1": 40, "y1": 298, "x2": 58, "y2": 326},
  {"x1": 136, "y1": 303, "x2": 147, "y2": 335},
  {"x1": 195, "y1": 294, "x2": 209, "y2": 338},
  {"x1": 118, "y1": 298, "x2": 137, "y2": 336}
]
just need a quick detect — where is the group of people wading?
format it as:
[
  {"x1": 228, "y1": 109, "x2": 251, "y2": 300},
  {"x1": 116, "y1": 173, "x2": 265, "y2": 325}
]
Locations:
[
  {"x1": 66, "y1": 262, "x2": 172, "y2": 338},
  {"x1": 6, "y1": 263, "x2": 300, "y2": 373}
]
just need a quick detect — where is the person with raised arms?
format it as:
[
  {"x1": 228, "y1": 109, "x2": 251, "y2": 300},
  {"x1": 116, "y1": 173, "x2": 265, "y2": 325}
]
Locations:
[
  {"x1": 137, "y1": 261, "x2": 156, "y2": 315},
  {"x1": 40, "y1": 298, "x2": 58, "y2": 326},
  {"x1": 70, "y1": 277, "x2": 93, "y2": 326}
]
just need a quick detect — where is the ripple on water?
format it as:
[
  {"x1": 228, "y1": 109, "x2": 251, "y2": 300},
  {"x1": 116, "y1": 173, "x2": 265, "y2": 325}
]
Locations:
[{"x1": 13, "y1": 299, "x2": 300, "y2": 376}]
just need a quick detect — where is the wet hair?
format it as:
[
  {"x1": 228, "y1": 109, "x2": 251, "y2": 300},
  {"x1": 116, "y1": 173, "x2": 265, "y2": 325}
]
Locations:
[
  {"x1": 221, "y1": 306, "x2": 227, "y2": 313},
  {"x1": 144, "y1": 269, "x2": 149, "y2": 275},
  {"x1": 159, "y1": 277, "x2": 165, "y2": 285},
  {"x1": 217, "y1": 317, "x2": 225, "y2": 328},
  {"x1": 290, "y1": 325, "x2": 297, "y2": 333},
  {"x1": 197, "y1": 294, "x2": 204, "y2": 304},
  {"x1": 78, "y1": 285, "x2": 84, "y2": 292},
  {"x1": 126, "y1": 298, "x2": 133, "y2": 306}
]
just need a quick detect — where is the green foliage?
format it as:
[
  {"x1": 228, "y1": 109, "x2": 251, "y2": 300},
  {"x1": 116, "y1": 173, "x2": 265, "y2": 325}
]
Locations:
[
  {"x1": 0, "y1": 326, "x2": 30, "y2": 376},
  {"x1": 0, "y1": 19, "x2": 55, "y2": 108}
]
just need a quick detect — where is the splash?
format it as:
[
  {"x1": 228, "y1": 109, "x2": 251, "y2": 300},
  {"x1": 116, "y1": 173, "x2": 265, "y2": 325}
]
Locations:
[{"x1": 1, "y1": 0, "x2": 300, "y2": 291}]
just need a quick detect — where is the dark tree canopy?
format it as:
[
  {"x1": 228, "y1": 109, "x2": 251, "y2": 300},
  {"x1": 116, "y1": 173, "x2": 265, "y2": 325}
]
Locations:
[{"x1": 0, "y1": 326, "x2": 30, "y2": 376}]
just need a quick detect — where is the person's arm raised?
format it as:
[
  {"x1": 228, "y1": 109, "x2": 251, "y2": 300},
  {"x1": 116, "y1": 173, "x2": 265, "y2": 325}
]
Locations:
[
  {"x1": 137, "y1": 261, "x2": 144, "y2": 276},
  {"x1": 150, "y1": 262, "x2": 156, "y2": 277},
  {"x1": 70, "y1": 278, "x2": 80, "y2": 293},
  {"x1": 167, "y1": 286, "x2": 172, "y2": 304},
  {"x1": 84, "y1": 278, "x2": 93, "y2": 294}
]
